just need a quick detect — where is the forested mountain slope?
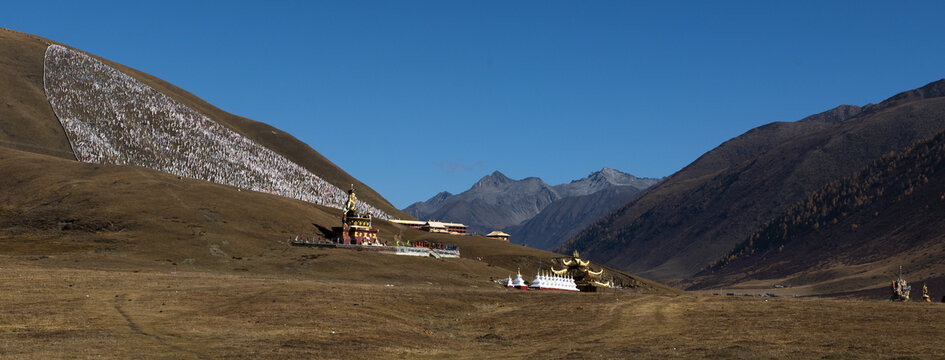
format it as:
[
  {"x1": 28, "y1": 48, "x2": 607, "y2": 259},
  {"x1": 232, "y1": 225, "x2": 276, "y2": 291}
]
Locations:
[
  {"x1": 561, "y1": 79, "x2": 945, "y2": 281},
  {"x1": 690, "y1": 128, "x2": 945, "y2": 292}
]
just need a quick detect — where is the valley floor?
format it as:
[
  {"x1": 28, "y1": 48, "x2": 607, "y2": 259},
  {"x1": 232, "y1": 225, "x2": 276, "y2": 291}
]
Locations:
[{"x1": 1, "y1": 262, "x2": 944, "y2": 359}]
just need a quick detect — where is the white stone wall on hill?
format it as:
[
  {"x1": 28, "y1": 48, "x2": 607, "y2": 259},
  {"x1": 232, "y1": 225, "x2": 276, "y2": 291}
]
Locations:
[{"x1": 42, "y1": 45, "x2": 389, "y2": 220}]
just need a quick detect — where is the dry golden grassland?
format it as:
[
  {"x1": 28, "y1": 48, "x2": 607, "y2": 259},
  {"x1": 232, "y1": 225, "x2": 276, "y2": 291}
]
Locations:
[{"x1": 2, "y1": 261, "x2": 944, "y2": 359}]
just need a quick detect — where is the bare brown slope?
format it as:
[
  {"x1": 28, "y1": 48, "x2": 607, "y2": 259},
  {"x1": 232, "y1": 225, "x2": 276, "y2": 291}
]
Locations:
[
  {"x1": 562, "y1": 79, "x2": 945, "y2": 281},
  {"x1": 0, "y1": 28, "x2": 74, "y2": 158},
  {"x1": 0, "y1": 27, "x2": 406, "y2": 219}
]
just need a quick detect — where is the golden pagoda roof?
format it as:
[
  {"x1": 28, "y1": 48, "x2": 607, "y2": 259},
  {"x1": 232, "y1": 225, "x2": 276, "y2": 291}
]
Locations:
[{"x1": 486, "y1": 231, "x2": 510, "y2": 237}]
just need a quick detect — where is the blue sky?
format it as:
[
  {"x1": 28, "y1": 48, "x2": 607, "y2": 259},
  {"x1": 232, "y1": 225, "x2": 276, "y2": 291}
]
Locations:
[{"x1": 5, "y1": 1, "x2": 945, "y2": 208}]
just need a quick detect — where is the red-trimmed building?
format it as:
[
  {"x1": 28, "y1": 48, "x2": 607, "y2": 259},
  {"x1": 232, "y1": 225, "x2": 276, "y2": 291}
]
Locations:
[{"x1": 332, "y1": 186, "x2": 381, "y2": 245}]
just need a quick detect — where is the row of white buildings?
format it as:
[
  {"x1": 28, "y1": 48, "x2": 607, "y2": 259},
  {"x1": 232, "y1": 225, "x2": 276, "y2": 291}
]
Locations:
[{"x1": 506, "y1": 270, "x2": 580, "y2": 292}]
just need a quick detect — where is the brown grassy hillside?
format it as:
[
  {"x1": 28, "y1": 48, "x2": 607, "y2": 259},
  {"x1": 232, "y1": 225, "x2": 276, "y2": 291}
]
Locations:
[
  {"x1": 689, "y1": 128, "x2": 945, "y2": 294},
  {"x1": 0, "y1": 145, "x2": 667, "y2": 292},
  {"x1": 0, "y1": 27, "x2": 406, "y2": 219},
  {"x1": 562, "y1": 80, "x2": 945, "y2": 282},
  {"x1": 0, "y1": 28, "x2": 74, "y2": 158}
]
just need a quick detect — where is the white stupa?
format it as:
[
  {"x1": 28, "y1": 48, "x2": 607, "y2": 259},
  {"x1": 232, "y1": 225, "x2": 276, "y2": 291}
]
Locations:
[{"x1": 507, "y1": 270, "x2": 528, "y2": 290}]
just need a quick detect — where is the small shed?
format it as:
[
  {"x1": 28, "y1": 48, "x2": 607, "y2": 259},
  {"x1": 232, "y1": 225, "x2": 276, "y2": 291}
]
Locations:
[{"x1": 485, "y1": 231, "x2": 510, "y2": 242}]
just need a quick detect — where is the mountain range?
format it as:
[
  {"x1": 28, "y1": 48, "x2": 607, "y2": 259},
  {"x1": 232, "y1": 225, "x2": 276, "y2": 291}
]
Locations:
[
  {"x1": 404, "y1": 168, "x2": 661, "y2": 249},
  {"x1": 559, "y1": 78, "x2": 945, "y2": 293}
]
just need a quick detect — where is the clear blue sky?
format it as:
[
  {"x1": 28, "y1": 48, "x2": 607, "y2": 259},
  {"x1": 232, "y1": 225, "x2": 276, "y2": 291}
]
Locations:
[{"x1": 5, "y1": 1, "x2": 945, "y2": 208}]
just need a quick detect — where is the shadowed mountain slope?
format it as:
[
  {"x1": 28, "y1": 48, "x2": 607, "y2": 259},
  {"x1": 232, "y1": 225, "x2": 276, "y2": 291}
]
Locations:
[
  {"x1": 688, "y1": 128, "x2": 945, "y2": 293},
  {"x1": 560, "y1": 79, "x2": 945, "y2": 281},
  {"x1": 0, "y1": 27, "x2": 406, "y2": 219},
  {"x1": 504, "y1": 185, "x2": 643, "y2": 251}
]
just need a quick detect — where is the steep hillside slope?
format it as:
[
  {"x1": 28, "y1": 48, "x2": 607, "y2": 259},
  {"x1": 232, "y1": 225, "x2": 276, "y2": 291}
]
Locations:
[
  {"x1": 0, "y1": 27, "x2": 406, "y2": 219},
  {"x1": 561, "y1": 79, "x2": 945, "y2": 281},
  {"x1": 690, "y1": 129, "x2": 945, "y2": 293},
  {"x1": 0, "y1": 28, "x2": 74, "y2": 158}
]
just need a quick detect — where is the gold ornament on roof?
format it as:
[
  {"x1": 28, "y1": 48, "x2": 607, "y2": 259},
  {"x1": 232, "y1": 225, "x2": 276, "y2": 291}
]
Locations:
[{"x1": 553, "y1": 250, "x2": 612, "y2": 291}]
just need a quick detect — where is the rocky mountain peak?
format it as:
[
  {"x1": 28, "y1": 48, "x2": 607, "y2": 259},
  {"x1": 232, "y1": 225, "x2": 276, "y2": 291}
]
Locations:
[
  {"x1": 473, "y1": 170, "x2": 513, "y2": 188},
  {"x1": 430, "y1": 191, "x2": 452, "y2": 200},
  {"x1": 593, "y1": 167, "x2": 638, "y2": 183},
  {"x1": 556, "y1": 167, "x2": 660, "y2": 198}
]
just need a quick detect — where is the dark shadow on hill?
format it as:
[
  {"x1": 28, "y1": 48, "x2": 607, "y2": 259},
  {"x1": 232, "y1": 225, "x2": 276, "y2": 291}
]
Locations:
[{"x1": 313, "y1": 223, "x2": 333, "y2": 238}]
